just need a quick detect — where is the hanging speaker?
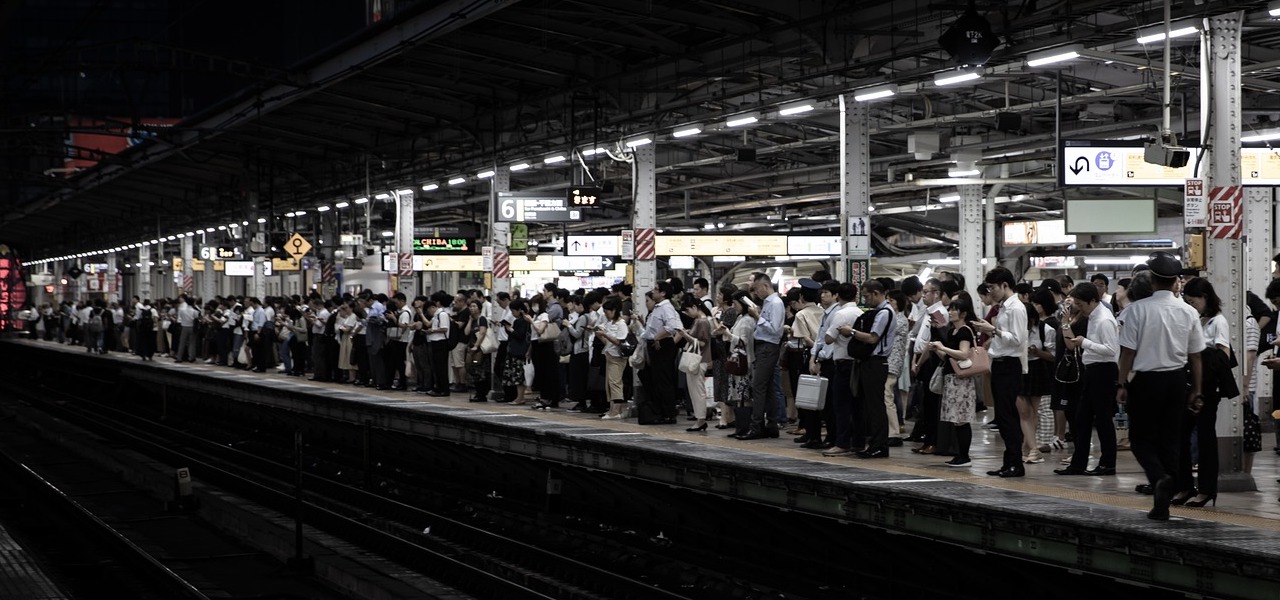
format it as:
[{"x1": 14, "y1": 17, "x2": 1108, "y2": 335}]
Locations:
[
  {"x1": 66, "y1": 265, "x2": 84, "y2": 279},
  {"x1": 736, "y1": 148, "x2": 756, "y2": 162},
  {"x1": 995, "y1": 112, "x2": 1021, "y2": 133}
]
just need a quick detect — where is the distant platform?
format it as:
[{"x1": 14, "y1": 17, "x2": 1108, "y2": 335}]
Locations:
[{"x1": 6, "y1": 338, "x2": 1280, "y2": 599}]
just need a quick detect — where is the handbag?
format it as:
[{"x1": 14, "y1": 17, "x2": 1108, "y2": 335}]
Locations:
[
  {"x1": 237, "y1": 342, "x2": 250, "y2": 365},
  {"x1": 479, "y1": 325, "x2": 498, "y2": 354},
  {"x1": 539, "y1": 321, "x2": 561, "y2": 342},
  {"x1": 949, "y1": 327, "x2": 990, "y2": 378},
  {"x1": 1055, "y1": 348, "x2": 1081, "y2": 384},
  {"x1": 523, "y1": 361, "x2": 536, "y2": 387},
  {"x1": 725, "y1": 339, "x2": 749, "y2": 376},
  {"x1": 929, "y1": 366, "x2": 944, "y2": 394},
  {"x1": 1243, "y1": 399, "x2": 1263, "y2": 453},
  {"x1": 679, "y1": 340, "x2": 703, "y2": 374},
  {"x1": 629, "y1": 339, "x2": 648, "y2": 369}
]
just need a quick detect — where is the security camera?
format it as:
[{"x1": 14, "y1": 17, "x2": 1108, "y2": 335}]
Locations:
[{"x1": 1143, "y1": 131, "x2": 1190, "y2": 168}]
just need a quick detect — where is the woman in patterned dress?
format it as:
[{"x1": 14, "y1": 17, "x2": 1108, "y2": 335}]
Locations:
[{"x1": 929, "y1": 293, "x2": 979, "y2": 467}]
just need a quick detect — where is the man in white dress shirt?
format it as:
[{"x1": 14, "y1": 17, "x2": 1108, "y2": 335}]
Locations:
[{"x1": 971, "y1": 267, "x2": 1029, "y2": 477}]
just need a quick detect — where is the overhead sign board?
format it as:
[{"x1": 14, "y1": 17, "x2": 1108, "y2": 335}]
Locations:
[
  {"x1": 1002, "y1": 220, "x2": 1077, "y2": 246},
  {"x1": 1061, "y1": 140, "x2": 1280, "y2": 186},
  {"x1": 224, "y1": 260, "x2": 255, "y2": 277},
  {"x1": 787, "y1": 236, "x2": 841, "y2": 256},
  {"x1": 567, "y1": 235, "x2": 621, "y2": 256},
  {"x1": 568, "y1": 187, "x2": 602, "y2": 207},
  {"x1": 496, "y1": 191, "x2": 583, "y2": 223},
  {"x1": 657, "y1": 235, "x2": 788, "y2": 256},
  {"x1": 412, "y1": 237, "x2": 475, "y2": 254}
]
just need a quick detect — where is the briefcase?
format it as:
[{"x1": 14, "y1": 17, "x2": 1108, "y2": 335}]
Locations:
[{"x1": 795, "y1": 374, "x2": 829, "y2": 411}]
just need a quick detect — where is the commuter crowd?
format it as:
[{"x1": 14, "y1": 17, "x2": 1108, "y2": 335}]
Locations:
[{"x1": 22, "y1": 250, "x2": 1280, "y2": 518}]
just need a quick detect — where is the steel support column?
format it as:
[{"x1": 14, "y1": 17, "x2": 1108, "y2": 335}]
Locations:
[
  {"x1": 1246, "y1": 187, "x2": 1274, "y2": 424},
  {"x1": 395, "y1": 189, "x2": 416, "y2": 298},
  {"x1": 491, "y1": 166, "x2": 511, "y2": 296},
  {"x1": 200, "y1": 234, "x2": 216, "y2": 301},
  {"x1": 138, "y1": 245, "x2": 151, "y2": 300},
  {"x1": 181, "y1": 235, "x2": 194, "y2": 298},
  {"x1": 105, "y1": 253, "x2": 118, "y2": 302},
  {"x1": 1202, "y1": 12, "x2": 1256, "y2": 493},
  {"x1": 839, "y1": 96, "x2": 870, "y2": 282},
  {"x1": 633, "y1": 144, "x2": 657, "y2": 293},
  {"x1": 959, "y1": 184, "x2": 984, "y2": 294}
]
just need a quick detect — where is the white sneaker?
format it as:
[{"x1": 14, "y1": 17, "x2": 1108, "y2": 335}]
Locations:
[
  {"x1": 204, "y1": 359, "x2": 215, "y2": 364},
  {"x1": 600, "y1": 413, "x2": 622, "y2": 420},
  {"x1": 1024, "y1": 452, "x2": 1045, "y2": 464}
]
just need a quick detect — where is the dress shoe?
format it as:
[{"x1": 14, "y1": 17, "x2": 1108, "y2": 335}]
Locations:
[
  {"x1": 765, "y1": 427, "x2": 780, "y2": 439},
  {"x1": 1183, "y1": 494, "x2": 1217, "y2": 507},
  {"x1": 686, "y1": 422, "x2": 708, "y2": 433},
  {"x1": 800, "y1": 440, "x2": 827, "y2": 450},
  {"x1": 1135, "y1": 484, "x2": 1154, "y2": 495},
  {"x1": 1085, "y1": 466, "x2": 1116, "y2": 476},
  {"x1": 1150, "y1": 475, "x2": 1174, "y2": 520},
  {"x1": 822, "y1": 446, "x2": 853, "y2": 457},
  {"x1": 794, "y1": 435, "x2": 813, "y2": 444},
  {"x1": 987, "y1": 466, "x2": 1025, "y2": 477},
  {"x1": 1054, "y1": 467, "x2": 1087, "y2": 475},
  {"x1": 887, "y1": 438, "x2": 903, "y2": 447},
  {"x1": 944, "y1": 457, "x2": 972, "y2": 467},
  {"x1": 903, "y1": 435, "x2": 924, "y2": 443},
  {"x1": 855, "y1": 448, "x2": 889, "y2": 459},
  {"x1": 736, "y1": 429, "x2": 770, "y2": 440},
  {"x1": 1169, "y1": 489, "x2": 1197, "y2": 506},
  {"x1": 911, "y1": 445, "x2": 936, "y2": 455},
  {"x1": 715, "y1": 424, "x2": 731, "y2": 430}
]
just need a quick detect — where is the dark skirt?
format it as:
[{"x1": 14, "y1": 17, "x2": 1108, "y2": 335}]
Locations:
[{"x1": 1020, "y1": 359, "x2": 1054, "y2": 397}]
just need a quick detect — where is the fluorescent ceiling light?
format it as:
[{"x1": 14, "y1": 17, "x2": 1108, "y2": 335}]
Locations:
[
  {"x1": 335, "y1": 201, "x2": 349, "y2": 208},
  {"x1": 1026, "y1": 44, "x2": 1083, "y2": 67},
  {"x1": 375, "y1": 193, "x2": 391, "y2": 199},
  {"x1": 477, "y1": 170, "x2": 495, "y2": 178},
  {"x1": 938, "y1": 194, "x2": 960, "y2": 202},
  {"x1": 509, "y1": 163, "x2": 531, "y2": 171},
  {"x1": 544, "y1": 155, "x2": 567, "y2": 164},
  {"x1": 176, "y1": 232, "x2": 186, "y2": 238},
  {"x1": 205, "y1": 227, "x2": 215, "y2": 232},
  {"x1": 381, "y1": 230, "x2": 394, "y2": 237},
  {"x1": 934, "y1": 70, "x2": 981, "y2": 86},
  {"x1": 1083, "y1": 255, "x2": 1150, "y2": 265},
  {"x1": 581, "y1": 147, "x2": 606, "y2": 156},
  {"x1": 1242, "y1": 129, "x2": 1280, "y2": 142},
  {"x1": 625, "y1": 137, "x2": 652, "y2": 148},
  {"x1": 1272, "y1": 0, "x2": 1280, "y2": 17},
  {"x1": 257, "y1": 218, "x2": 267, "y2": 223},
  {"x1": 726, "y1": 113, "x2": 759, "y2": 127},
  {"x1": 316, "y1": 205, "x2": 331, "y2": 212},
  {"x1": 948, "y1": 168, "x2": 982, "y2": 177},
  {"x1": 1136, "y1": 23, "x2": 1199, "y2": 44},
  {"x1": 673, "y1": 127, "x2": 701, "y2": 138},
  {"x1": 422, "y1": 183, "x2": 439, "y2": 191},
  {"x1": 448, "y1": 177, "x2": 467, "y2": 185},
  {"x1": 853, "y1": 84, "x2": 897, "y2": 102},
  {"x1": 354, "y1": 197, "x2": 369, "y2": 204},
  {"x1": 395, "y1": 188, "x2": 412, "y2": 196},
  {"x1": 294, "y1": 210, "x2": 307, "y2": 216},
  {"x1": 927, "y1": 258, "x2": 961, "y2": 266},
  {"x1": 778, "y1": 102, "x2": 814, "y2": 116},
  {"x1": 217, "y1": 225, "x2": 227, "y2": 230}
]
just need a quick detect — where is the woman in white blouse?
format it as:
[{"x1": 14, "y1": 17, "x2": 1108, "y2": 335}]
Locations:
[
  {"x1": 593, "y1": 298, "x2": 631, "y2": 419},
  {"x1": 336, "y1": 302, "x2": 358, "y2": 383},
  {"x1": 1174, "y1": 278, "x2": 1232, "y2": 507},
  {"x1": 713, "y1": 290, "x2": 757, "y2": 434}
]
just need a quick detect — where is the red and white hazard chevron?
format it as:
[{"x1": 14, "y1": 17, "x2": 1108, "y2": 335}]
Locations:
[
  {"x1": 493, "y1": 251, "x2": 510, "y2": 278},
  {"x1": 321, "y1": 260, "x2": 336, "y2": 283},
  {"x1": 397, "y1": 253, "x2": 414, "y2": 277},
  {"x1": 1207, "y1": 185, "x2": 1242, "y2": 240},
  {"x1": 182, "y1": 274, "x2": 194, "y2": 292},
  {"x1": 634, "y1": 228, "x2": 656, "y2": 260}
]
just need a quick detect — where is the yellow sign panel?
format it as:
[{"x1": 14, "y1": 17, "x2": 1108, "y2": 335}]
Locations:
[
  {"x1": 418, "y1": 255, "x2": 484, "y2": 271},
  {"x1": 285, "y1": 233, "x2": 312, "y2": 260},
  {"x1": 172, "y1": 258, "x2": 231, "y2": 272},
  {"x1": 655, "y1": 235, "x2": 788, "y2": 256},
  {"x1": 271, "y1": 258, "x2": 301, "y2": 271}
]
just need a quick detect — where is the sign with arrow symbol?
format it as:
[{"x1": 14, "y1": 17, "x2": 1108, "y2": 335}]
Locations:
[{"x1": 1068, "y1": 156, "x2": 1089, "y2": 176}]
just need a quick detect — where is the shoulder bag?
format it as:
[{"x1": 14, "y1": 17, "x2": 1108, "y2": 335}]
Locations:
[
  {"x1": 1054, "y1": 347, "x2": 1081, "y2": 384},
  {"x1": 539, "y1": 320, "x2": 561, "y2": 342},
  {"x1": 949, "y1": 326, "x2": 991, "y2": 378}
]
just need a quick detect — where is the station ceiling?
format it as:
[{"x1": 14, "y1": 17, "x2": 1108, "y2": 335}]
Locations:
[{"x1": 5, "y1": 0, "x2": 1280, "y2": 265}]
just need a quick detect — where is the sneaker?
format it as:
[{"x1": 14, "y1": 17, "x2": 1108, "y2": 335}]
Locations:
[
  {"x1": 983, "y1": 421, "x2": 1000, "y2": 430},
  {"x1": 944, "y1": 457, "x2": 972, "y2": 467},
  {"x1": 1060, "y1": 457, "x2": 1073, "y2": 465},
  {"x1": 204, "y1": 358, "x2": 215, "y2": 364},
  {"x1": 1051, "y1": 438, "x2": 1067, "y2": 451},
  {"x1": 1024, "y1": 453, "x2": 1045, "y2": 464},
  {"x1": 822, "y1": 447, "x2": 853, "y2": 457},
  {"x1": 600, "y1": 413, "x2": 622, "y2": 420}
]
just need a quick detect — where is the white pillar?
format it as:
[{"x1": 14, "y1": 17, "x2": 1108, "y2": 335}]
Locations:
[
  {"x1": 633, "y1": 143, "x2": 657, "y2": 292},
  {"x1": 1246, "y1": 186, "x2": 1274, "y2": 438},
  {"x1": 395, "y1": 189, "x2": 416, "y2": 298},
  {"x1": 491, "y1": 166, "x2": 511, "y2": 296},
  {"x1": 959, "y1": 184, "x2": 984, "y2": 295},
  {"x1": 200, "y1": 234, "x2": 217, "y2": 301},
  {"x1": 839, "y1": 95, "x2": 870, "y2": 283},
  {"x1": 181, "y1": 235, "x2": 194, "y2": 299},
  {"x1": 1202, "y1": 11, "x2": 1256, "y2": 492},
  {"x1": 138, "y1": 245, "x2": 151, "y2": 300}
]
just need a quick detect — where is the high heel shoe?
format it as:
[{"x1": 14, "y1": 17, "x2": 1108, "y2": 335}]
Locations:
[
  {"x1": 1169, "y1": 489, "x2": 1197, "y2": 506},
  {"x1": 1183, "y1": 493, "x2": 1216, "y2": 507},
  {"x1": 686, "y1": 422, "x2": 708, "y2": 432}
]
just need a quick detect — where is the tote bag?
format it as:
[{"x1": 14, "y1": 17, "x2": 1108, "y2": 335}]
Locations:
[
  {"x1": 948, "y1": 327, "x2": 990, "y2": 378},
  {"x1": 479, "y1": 325, "x2": 498, "y2": 354},
  {"x1": 679, "y1": 340, "x2": 704, "y2": 374},
  {"x1": 1055, "y1": 348, "x2": 1081, "y2": 384},
  {"x1": 539, "y1": 321, "x2": 561, "y2": 342}
]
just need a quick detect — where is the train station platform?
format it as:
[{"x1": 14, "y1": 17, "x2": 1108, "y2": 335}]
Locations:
[
  {"x1": 5, "y1": 338, "x2": 1280, "y2": 599},
  {"x1": 0, "y1": 520, "x2": 73, "y2": 600}
]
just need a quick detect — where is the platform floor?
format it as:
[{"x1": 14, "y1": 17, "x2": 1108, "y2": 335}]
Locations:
[
  {"x1": 0, "y1": 520, "x2": 73, "y2": 600},
  {"x1": 23, "y1": 338, "x2": 1280, "y2": 531}
]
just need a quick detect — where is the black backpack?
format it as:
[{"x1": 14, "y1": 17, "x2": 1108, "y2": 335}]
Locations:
[
  {"x1": 848, "y1": 306, "x2": 890, "y2": 360},
  {"x1": 448, "y1": 315, "x2": 466, "y2": 347}
]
